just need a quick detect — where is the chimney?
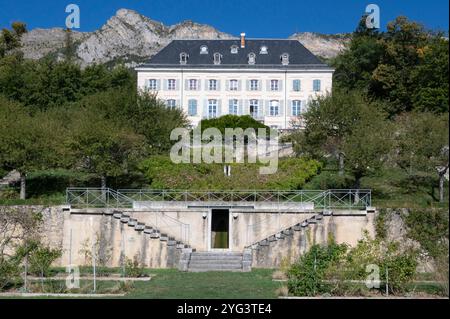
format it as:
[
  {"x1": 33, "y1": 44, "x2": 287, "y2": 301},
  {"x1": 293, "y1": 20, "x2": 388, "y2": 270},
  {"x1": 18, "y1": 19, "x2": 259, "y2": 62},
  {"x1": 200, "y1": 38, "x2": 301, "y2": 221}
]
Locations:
[{"x1": 240, "y1": 33, "x2": 246, "y2": 48}]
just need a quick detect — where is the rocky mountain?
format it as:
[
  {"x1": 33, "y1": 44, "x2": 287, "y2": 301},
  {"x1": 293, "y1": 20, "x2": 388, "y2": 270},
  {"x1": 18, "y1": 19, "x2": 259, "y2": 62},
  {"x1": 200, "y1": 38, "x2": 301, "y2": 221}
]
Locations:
[
  {"x1": 289, "y1": 32, "x2": 351, "y2": 60},
  {"x1": 19, "y1": 8, "x2": 349, "y2": 67}
]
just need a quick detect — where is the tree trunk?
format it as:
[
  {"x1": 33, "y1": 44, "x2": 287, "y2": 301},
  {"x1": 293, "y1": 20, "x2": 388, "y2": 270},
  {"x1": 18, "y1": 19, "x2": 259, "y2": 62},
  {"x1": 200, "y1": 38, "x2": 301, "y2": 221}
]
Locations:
[
  {"x1": 439, "y1": 172, "x2": 445, "y2": 203},
  {"x1": 20, "y1": 172, "x2": 26, "y2": 200},
  {"x1": 338, "y1": 153, "x2": 345, "y2": 176}
]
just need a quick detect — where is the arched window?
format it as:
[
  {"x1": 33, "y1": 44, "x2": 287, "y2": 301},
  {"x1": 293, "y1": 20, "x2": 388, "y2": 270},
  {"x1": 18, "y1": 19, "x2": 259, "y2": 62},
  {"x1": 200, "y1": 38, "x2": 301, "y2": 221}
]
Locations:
[
  {"x1": 213, "y1": 52, "x2": 222, "y2": 65},
  {"x1": 281, "y1": 53, "x2": 289, "y2": 65},
  {"x1": 230, "y1": 45, "x2": 238, "y2": 54},
  {"x1": 200, "y1": 45, "x2": 208, "y2": 54},
  {"x1": 248, "y1": 53, "x2": 256, "y2": 65},
  {"x1": 179, "y1": 52, "x2": 188, "y2": 64},
  {"x1": 259, "y1": 46, "x2": 268, "y2": 54}
]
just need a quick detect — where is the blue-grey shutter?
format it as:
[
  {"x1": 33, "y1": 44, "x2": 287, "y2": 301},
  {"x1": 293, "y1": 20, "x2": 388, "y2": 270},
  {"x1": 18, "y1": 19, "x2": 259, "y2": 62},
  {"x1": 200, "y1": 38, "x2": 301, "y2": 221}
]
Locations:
[
  {"x1": 246, "y1": 80, "x2": 250, "y2": 91},
  {"x1": 258, "y1": 80, "x2": 262, "y2": 91},
  {"x1": 279, "y1": 80, "x2": 283, "y2": 91},
  {"x1": 156, "y1": 79, "x2": 161, "y2": 90},
  {"x1": 237, "y1": 80, "x2": 242, "y2": 91},
  {"x1": 244, "y1": 100, "x2": 249, "y2": 114},
  {"x1": 203, "y1": 99, "x2": 208, "y2": 118},
  {"x1": 287, "y1": 100, "x2": 292, "y2": 116},
  {"x1": 217, "y1": 100, "x2": 222, "y2": 117},
  {"x1": 279, "y1": 100, "x2": 284, "y2": 116},
  {"x1": 266, "y1": 80, "x2": 271, "y2": 91},
  {"x1": 163, "y1": 79, "x2": 167, "y2": 91},
  {"x1": 217, "y1": 80, "x2": 221, "y2": 91},
  {"x1": 197, "y1": 79, "x2": 201, "y2": 91},
  {"x1": 259, "y1": 99, "x2": 264, "y2": 116},
  {"x1": 174, "y1": 79, "x2": 178, "y2": 90},
  {"x1": 265, "y1": 100, "x2": 270, "y2": 116},
  {"x1": 185, "y1": 79, "x2": 189, "y2": 90},
  {"x1": 238, "y1": 99, "x2": 243, "y2": 115},
  {"x1": 225, "y1": 80, "x2": 229, "y2": 91},
  {"x1": 205, "y1": 79, "x2": 209, "y2": 91}
]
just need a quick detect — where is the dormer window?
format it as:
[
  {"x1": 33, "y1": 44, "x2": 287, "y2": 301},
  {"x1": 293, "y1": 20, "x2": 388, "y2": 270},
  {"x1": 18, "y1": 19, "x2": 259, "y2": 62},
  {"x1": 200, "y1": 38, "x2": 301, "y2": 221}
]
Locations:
[
  {"x1": 180, "y1": 52, "x2": 188, "y2": 65},
  {"x1": 230, "y1": 45, "x2": 238, "y2": 54},
  {"x1": 248, "y1": 53, "x2": 256, "y2": 65},
  {"x1": 281, "y1": 53, "x2": 289, "y2": 65},
  {"x1": 259, "y1": 46, "x2": 268, "y2": 54},
  {"x1": 213, "y1": 52, "x2": 222, "y2": 65},
  {"x1": 200, "y1": 45, "x2": 208, "y2": 54}
]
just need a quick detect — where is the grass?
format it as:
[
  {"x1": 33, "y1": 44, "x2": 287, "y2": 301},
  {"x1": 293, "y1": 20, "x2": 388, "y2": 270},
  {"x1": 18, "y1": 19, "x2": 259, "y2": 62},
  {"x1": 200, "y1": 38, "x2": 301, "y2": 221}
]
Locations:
[
  {"x1": 1, "y1": 268, "x2": 282, "y2": 299},
  {"x1": 125, "y1": 269, "x2": 280, "y2": 299}
]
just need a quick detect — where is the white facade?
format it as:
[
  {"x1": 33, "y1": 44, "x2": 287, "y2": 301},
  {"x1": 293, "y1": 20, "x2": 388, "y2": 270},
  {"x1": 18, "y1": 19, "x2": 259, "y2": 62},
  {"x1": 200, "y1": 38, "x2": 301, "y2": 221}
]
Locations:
[{"x1": 136, "y1": 68, "x2": 333, "y2": 129}]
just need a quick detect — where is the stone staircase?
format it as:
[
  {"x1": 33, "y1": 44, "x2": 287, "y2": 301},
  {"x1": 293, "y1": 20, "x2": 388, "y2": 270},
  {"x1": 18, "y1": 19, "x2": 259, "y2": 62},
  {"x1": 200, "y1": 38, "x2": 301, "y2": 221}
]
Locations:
[
  {"x1": 186, "y1": 251, "x2": 251, "y2": 272},
  {"x1": 245, "y1": 212, "x2": 329, "y2": 250},
  {"x1": 108, "y1": 210, "x2": 193, "y2": 251}
]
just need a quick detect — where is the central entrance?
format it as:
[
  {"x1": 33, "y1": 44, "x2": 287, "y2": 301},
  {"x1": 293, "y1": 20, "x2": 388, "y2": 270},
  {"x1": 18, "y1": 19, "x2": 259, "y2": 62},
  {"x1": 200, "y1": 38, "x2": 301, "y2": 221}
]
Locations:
[{"x1": 210, "y1": 209, "x2": 229, "y2": 249}]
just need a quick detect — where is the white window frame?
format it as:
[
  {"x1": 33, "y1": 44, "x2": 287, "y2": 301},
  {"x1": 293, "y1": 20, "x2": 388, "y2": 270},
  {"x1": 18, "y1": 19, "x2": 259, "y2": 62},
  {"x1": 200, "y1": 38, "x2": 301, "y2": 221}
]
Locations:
[
  {"x1": 249, "y1": 99, "x2": 259, "y2": 118},
  {"x1": 270, "y1": 80, "x2": 279, "y2": 91},
  {"x1": 200, "y1": 45, "x2": 208, "y2": 54},
  {"x1": 147, "y1": 79, "x2": 157, "y2": 90},
  {"x1": 292, "y1": 100, "x2": 301, "y2": 116},
  {"x1": 189, "y1": 79, "x2": 198, "y2": 90},
  {"x1": 229, "y1": 79, "x2": 238, "y2": 91},
  {"x1": 209, "y1": 79, "x2": 218, "y2": 91},
  {"x1": 213, "y1": 53, "x2": 222, "y2": 65},
  {"x1": 208, "y1": 99, "x2": 218, "y2": 118},
  {"x1": 229, "y1": 99, "x2": 238, "y2": 115},
  {"x1": 168, "y1": 79, "x2": 176, "y2": 90},
  {"x1": 270, "y1": 100, "x2": 279, "y2": 116},
  {"x1": 313, "y1": 79, "x2": 321, "y2": 92},
  {"x1": 167, "y1": 99, "x2": 177, "y2": 109},
  {"x1": 248, "y1": 53, "x2": 256, "y2": 65},
  {"x1": 179, "y1": 52, "x2": 188, "y2": 64},
  {"x1": 250, "y1": 79, "x2": 259, "y2": 91}
]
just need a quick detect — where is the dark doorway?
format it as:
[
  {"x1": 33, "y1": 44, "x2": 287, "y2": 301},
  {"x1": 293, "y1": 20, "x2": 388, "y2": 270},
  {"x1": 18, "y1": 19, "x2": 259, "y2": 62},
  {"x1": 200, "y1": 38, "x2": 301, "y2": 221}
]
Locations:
[{"x1": 211, "y1": 209, "x2": 229, "y2": 249}]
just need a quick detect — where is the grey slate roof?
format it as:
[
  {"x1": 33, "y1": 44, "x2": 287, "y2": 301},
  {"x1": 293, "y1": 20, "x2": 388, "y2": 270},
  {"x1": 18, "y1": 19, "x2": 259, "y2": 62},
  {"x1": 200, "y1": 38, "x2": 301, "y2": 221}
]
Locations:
[{"x1": 140, "y1": 39, "x2": 331, "y2": 69}]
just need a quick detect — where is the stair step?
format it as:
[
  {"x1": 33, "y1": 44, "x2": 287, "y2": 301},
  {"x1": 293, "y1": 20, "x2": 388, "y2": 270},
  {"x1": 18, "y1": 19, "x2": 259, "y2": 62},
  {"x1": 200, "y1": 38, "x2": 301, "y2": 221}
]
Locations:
[
  {"x1": 135, "y1": 224, "x2": 145, "y2": 231},
  {"x1": 113, "y1": 213, "x2": 122, "y2": 219},
  {"x1": 188, "y1": 260, "x2": 243, "y2": 265}
]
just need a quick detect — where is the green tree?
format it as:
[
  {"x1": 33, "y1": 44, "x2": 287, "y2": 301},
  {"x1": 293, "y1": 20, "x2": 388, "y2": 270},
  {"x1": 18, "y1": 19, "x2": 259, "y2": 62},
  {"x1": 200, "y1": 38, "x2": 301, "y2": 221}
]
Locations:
[
  {"x1": 293, "y1": 90, "x2": 380, "y2": 176},
  {"x1": 65, "y1": 106, "x2": 147, "y2": 189},
  {"x1": 395, "y1": 112, "x2": 449, "y2": 202},
  {"x1": 0, "y1": 97, "x2": 63, "y2": 199},
  {"x1": 0, "y1": 22, "x2": 27, "y2": 57},
  {"x1": 340, "y1": 106, "x2": 393, "y2": 191}
]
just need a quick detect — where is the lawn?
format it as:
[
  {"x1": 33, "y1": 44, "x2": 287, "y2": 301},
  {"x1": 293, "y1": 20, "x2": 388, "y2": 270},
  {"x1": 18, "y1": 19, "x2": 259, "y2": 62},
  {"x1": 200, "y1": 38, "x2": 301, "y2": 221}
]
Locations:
[
  {"x1": 126, "y1": 269, "x2": 281, "y2": 299},
  {"x1": 0, "y1": 268, "x2": 282, "y2": 299}
]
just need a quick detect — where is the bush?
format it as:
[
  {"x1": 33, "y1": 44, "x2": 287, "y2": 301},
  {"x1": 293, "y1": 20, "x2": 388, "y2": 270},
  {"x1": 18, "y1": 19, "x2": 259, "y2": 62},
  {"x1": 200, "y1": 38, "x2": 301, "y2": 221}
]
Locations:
[
  {"x1": 287, "y1": 241, "x2": 347, "y2": 296},
  {"x1": 27, "y1": 243, "x2": 62, "y2": 277},
  {"x1": 124, "y1": 256, "x2": 146, "y2": 278},
  {"x1": 287, "y1": 234, "x2": 418, "y2": 296},
  {"x1": 139, "y1": 155, "x2": 321, "y2": 190}
]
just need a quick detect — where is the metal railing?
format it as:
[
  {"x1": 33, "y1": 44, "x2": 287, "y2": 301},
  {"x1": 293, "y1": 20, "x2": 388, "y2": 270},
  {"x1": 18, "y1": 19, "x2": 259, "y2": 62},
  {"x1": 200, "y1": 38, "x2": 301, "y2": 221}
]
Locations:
[
  {"x1": 67, "y1": 188, "x2": 371, "y2": 210},
  {"x1": 66, "y1": 188, "x2": 134, "y2": 209}
]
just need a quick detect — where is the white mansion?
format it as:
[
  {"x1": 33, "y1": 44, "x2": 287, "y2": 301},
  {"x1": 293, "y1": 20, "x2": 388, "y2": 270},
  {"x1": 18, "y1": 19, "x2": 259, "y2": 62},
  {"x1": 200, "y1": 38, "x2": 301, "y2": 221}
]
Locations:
[{"x1": 136, "y1": 34, "x2": 334, "y2": 130}]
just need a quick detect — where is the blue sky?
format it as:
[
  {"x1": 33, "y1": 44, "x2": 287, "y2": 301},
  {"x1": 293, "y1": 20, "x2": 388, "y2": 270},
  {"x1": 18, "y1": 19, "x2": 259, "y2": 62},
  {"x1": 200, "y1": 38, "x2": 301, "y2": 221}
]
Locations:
[{"x1": 0, "y1": 0, "x2": 448, "y2": 37}]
